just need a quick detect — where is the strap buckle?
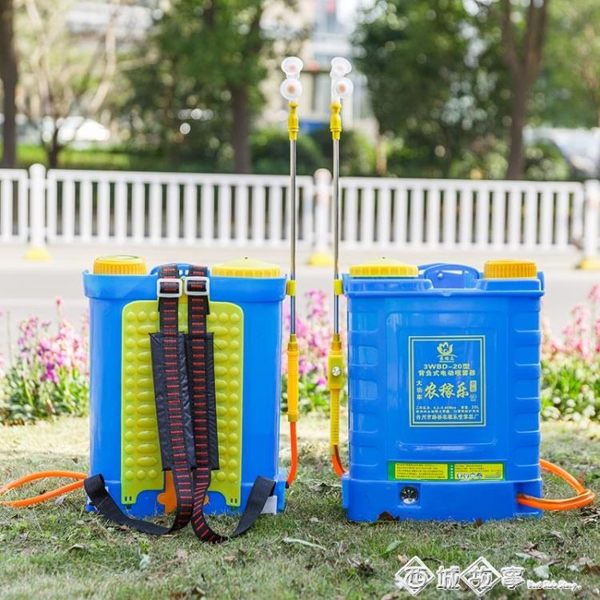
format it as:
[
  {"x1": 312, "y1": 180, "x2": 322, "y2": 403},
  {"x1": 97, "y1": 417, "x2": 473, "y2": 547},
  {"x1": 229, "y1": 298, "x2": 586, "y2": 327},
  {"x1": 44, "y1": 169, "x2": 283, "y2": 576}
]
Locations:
[
  {"x1": 157, "y1": 278, "x2": 183, "y2": 298},
  {"x1": 184, "y1": 276, "x2": 210, "y2": 297}
]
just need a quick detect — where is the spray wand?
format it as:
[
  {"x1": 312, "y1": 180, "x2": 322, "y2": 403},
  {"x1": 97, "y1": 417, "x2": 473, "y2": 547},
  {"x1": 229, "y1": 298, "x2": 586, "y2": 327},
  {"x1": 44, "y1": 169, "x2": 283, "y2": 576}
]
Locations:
[
  {"x1": 327, "y1": 57, "x2": 353, "y2": 477},
  {"x1": 280, "y1": 57, "x2": 303, "y2": 486}
]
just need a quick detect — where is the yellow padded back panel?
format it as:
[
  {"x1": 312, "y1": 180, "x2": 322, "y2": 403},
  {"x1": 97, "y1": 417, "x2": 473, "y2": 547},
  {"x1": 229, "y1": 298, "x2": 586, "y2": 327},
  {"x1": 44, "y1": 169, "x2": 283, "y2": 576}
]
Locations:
[{"x1": 121, "y1": 300, "x2": 244, "y2": 508}]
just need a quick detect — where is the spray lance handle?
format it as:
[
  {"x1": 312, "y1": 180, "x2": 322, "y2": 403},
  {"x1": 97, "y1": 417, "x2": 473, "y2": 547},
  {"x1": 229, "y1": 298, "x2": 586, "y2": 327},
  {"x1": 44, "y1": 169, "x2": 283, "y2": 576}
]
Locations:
[
  {"x1": 328, "y1": 57, "x2": 353, "y2": 477},
  {"x1": 279, "y1": 55, "x2": 304, "y2": 426},
  {"x1": 280, "y1": 57, "x2": 304, "y2": 486}
]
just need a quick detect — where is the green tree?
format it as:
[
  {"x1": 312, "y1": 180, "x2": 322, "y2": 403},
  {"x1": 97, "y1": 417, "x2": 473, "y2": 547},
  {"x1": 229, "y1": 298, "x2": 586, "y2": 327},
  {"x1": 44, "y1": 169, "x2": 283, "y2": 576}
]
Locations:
[
  {"x1": 534, "y1": 0, "x2": 600, "y2": 128},
  {"x1": 0, "y1": 0, "x2": 18, "y2": 168},
  {"x1": 354, "y1": 0, "x2": 507, "y2": 178},
  {"x1": 125, "y1": 0, "x2": 297, "y2": 173},
  {"x1": 493, "y1": 0, "x2": 551, "y2": 179},
  {"x1": 16, "y1": 0, "x2": 121, "y2": 167}
]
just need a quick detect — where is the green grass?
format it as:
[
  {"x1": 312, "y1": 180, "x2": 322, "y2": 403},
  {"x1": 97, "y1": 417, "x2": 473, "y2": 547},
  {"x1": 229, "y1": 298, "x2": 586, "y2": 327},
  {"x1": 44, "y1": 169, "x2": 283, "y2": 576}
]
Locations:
[{"x1": 1, "y1": 417, "x2": 599, "y2": 599}]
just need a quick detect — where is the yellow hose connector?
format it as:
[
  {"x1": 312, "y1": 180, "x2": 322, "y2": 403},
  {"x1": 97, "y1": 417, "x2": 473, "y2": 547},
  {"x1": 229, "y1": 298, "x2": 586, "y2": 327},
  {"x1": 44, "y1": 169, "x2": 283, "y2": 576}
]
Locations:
[
  {"x1": 287, "y1": 335, "x2": 299, "y2": 423},
  {"x1": 328, "y1": 334, "x2": 345, "y2": 450},
  {"x1": 288, "y1": 101, "x2": 299, "y2": 141},
  {"x1": 330, "y1": 101, "x2": 342, "y2": 141}
]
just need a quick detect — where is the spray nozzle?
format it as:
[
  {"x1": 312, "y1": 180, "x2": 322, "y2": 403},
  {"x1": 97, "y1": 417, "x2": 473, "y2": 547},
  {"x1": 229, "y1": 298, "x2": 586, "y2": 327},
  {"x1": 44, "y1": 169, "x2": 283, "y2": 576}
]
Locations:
[
  {"x1": 330, "y1": 56, "x2": 352, "y2": 79},
  {"x1": 280, "y1": 78, "x2": 303, "y2": 101},
  {"x1": 329, "y1": 57, "x2": 354, "y2": 103},
  {"x1": 333, "y1": 77, "x2": 353, "y2": 99},
  {"x1": 281, "y1": 56, "x2": 304, "y2": 78},
  {"x1": 281, "y1": 56, "x2": 304, "y2": 102}
]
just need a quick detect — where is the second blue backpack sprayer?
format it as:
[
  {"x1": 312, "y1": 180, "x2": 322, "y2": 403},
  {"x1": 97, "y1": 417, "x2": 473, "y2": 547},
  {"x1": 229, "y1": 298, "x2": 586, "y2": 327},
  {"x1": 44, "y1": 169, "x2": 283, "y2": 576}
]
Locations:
[{"x1": 325, "y1": 59, "x2": 595, "y2": 523}]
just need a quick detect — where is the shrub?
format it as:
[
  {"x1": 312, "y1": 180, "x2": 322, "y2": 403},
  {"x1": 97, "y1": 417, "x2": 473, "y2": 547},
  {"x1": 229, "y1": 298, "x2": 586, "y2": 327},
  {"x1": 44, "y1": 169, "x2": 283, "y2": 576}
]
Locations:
[
  {"x1": 251, "y1": 128, "x2": 324, "y2": 175},
  {"x1": 0, "y1": 300, "x2": 89, "y2": 425},
  {"x1": 524, "y1": 141, "x2": 572, "y2": 182},
  {"x1": 541, "y1": 284, "x2": 600, "y2": 422},
  {"x1": 309, "y1": 127, "x2": 376, "y2": 176}
]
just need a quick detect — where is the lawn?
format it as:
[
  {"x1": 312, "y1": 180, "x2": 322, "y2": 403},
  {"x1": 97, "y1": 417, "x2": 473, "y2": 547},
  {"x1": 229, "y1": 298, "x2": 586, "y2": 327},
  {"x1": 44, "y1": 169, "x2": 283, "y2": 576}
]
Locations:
[{"x1": 0, "y1": 417, "x2": 599, "y2": 600}]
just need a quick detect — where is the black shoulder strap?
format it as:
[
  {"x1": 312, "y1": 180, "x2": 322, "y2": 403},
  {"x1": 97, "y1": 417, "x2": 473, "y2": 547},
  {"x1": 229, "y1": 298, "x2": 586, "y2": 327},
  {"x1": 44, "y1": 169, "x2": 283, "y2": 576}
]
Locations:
[
  {"x1": 85, "y1": 264, "x2": 195, "y2": 535},
  {"x1": 186, "y1": 265, "x2": 275, "y2": 543}
]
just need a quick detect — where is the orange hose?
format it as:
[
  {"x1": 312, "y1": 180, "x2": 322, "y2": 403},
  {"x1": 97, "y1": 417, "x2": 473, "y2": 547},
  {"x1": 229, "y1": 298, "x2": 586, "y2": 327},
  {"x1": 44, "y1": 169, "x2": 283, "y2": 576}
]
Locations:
[
  {"x1": 332, "y1": 445, "x2": 345, "y2": 477},
  {"x1": 0, "y1": 471, "x2": 87, "y2": 508},
  {"x1": 287, "y1": 421, "x2": 298, "y2": 486},
  {"x1": 2, "y1": 460, "x2": 592, "y2": 513},
  {"x1": 517, "y1": 459, "x2": 595, "y2": 511}
]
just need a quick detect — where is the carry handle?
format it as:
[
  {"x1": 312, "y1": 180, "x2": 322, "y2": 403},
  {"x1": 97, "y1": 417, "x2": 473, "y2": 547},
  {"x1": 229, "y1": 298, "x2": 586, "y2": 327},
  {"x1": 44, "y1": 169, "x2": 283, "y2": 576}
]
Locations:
[{"x1": 420, "y1": 263, "x2": 480, "y2": 289}]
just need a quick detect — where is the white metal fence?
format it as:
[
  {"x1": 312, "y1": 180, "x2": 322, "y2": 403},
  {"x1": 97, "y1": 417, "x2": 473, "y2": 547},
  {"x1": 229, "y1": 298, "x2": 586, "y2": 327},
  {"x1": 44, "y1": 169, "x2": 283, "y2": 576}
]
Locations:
[
  {"x1": 0, "y1": 164, "x2": 599, "y2": 264},
  {"x1": 336, "y1": 176, "x2": 585, "y2": 250},
  {"x1": 45, "y1": 169, "x2": 315, "y2": 246},
  {"x1": 0, "y1": 168, "x2": 29, "y2": 243}
]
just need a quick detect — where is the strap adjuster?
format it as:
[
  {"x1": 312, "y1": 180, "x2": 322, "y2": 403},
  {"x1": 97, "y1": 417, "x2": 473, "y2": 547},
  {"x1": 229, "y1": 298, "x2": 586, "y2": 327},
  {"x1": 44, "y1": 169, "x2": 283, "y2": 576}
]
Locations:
[
  {"x1": 157, "y1": 278, "x2": 183, "y2": 298},
  {"x1": 184, "y1": 276, "x2": 210, "y2": 297}
]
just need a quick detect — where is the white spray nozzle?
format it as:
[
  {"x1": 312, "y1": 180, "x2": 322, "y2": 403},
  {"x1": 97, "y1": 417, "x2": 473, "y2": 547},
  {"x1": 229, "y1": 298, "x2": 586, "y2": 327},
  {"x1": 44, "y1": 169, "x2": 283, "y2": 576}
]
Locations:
[
  {"x1": 333, "y1": 77, "x2": 353, "y2": 99},
  {"x1": 281, "y1": 56, "x2": 304, "y2": 78},
  {"x1": 330, "y1": 56, "x2": 352, "y2": 79},
  {"x1": 280, "y1": 78, "x2": 303, "y2": 101}
]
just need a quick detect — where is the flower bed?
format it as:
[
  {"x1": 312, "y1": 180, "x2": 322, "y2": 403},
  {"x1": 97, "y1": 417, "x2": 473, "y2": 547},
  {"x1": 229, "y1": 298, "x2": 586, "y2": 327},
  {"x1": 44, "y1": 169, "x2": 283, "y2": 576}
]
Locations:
[
  {"x1": 0, "y1": 299, "x2": 88, "y2": 425},
  {"x1": 541, "y1": 285, "x2": 600, "y2": 422}
]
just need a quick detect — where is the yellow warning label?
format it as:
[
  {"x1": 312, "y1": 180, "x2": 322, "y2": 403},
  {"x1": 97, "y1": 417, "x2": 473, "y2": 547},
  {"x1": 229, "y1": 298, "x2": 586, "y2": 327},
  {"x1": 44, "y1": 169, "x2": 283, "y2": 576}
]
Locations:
[
  {"x1": 393, "y1": 463, "x2": 449, "y2": 481},
  {"x1": 389, "y1": 462, "x2": 504, "y2": 481},
  {"x1": 454, "y1": 463, "x2": 504, "y2": 481}
]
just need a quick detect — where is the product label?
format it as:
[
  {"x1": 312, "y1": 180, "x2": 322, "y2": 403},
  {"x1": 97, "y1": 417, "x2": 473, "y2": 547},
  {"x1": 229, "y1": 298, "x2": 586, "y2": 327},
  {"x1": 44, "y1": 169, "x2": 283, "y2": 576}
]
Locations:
[
  {"x1": 408, "y1": 335, "x2": 486, "y2": 427},
  {"x1": 388, "y1": 462, "x2": 504, "y2": 481}
]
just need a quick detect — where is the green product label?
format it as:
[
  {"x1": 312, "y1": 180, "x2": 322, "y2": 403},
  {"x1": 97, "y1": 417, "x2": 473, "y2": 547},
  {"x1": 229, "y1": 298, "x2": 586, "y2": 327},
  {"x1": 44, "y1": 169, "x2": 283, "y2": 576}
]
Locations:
[
  {"x1": 408, "y1": 335, "x2": 486, "y2": 427},
  {"x1": 388, "y1": 462, "x2": 504, "y2": 482}
]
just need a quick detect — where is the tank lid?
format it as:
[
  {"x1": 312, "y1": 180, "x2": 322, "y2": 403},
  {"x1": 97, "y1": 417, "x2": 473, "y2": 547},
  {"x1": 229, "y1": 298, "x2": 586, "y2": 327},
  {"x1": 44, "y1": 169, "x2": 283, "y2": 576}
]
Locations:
[
  {"x1": 484, "y1": 259, "x2": 537, "y2": 279},
  {"x1": 212, "y1": 257, "x2": 282, "y2": 278},
  {"x1": 93, "y1": 255, "x2": 147, "y2": 275},
  {"x1": 349, "y1": 258, "x2": 418, "y2": 278}
]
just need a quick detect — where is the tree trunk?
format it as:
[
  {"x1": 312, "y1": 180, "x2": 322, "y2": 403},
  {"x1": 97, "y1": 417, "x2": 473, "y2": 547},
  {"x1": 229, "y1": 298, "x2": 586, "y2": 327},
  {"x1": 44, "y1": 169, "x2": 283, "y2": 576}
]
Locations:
[
  {"x1": 45, "y1": 126, "x2": 62, "y2": 169},
  {"x1": 0, "y1": 0, "x2": 18, "y2": 168},
  {"x1": 375, "y1": 129, "x2": 387, "y2": 176},
  {"x1": 499, "y1": 0, "x2": 549, "y2": 181},
  {"x1": 506, "y1": 80, "x2": 528, "y2": 180},
  {"x1": 230, "y1": 85, "x2": 251, "y2": 174}
]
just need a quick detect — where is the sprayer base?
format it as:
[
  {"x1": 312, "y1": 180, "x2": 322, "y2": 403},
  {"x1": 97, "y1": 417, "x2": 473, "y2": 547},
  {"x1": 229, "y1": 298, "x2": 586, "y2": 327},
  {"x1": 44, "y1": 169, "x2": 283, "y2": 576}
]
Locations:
[{"x1": 342, "y1": 475, "x2": 542, "y2": 522}]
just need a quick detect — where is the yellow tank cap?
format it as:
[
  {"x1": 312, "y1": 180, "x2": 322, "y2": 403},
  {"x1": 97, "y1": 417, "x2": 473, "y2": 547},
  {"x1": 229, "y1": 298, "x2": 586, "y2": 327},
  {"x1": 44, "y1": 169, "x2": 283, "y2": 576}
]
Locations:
[
  {"x1": 349, "y1": 258, "x2": 418, "y2": 278},
  {"x1": 484, "y1": 259, "x2": 538, "y2": 279},
  {"x1": 212, "y1": 257, "x2": 282, "y2": 278},
  {"x1": 93, "y1": 255, "x2": 147, "y2": 275}
]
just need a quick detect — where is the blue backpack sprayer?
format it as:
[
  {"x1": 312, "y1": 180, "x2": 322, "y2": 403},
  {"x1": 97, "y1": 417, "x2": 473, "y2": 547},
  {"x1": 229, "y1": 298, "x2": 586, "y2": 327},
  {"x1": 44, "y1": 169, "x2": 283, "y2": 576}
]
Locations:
[
  {"x1": 325, "y1": 59, "x2": 595, "y2": 522},
  {"x1": 0, "y1": 58, "x2": 306, "y2": 543},
  {"x1": 0, "y1": 57, "x2": 595, "y2": 533}
]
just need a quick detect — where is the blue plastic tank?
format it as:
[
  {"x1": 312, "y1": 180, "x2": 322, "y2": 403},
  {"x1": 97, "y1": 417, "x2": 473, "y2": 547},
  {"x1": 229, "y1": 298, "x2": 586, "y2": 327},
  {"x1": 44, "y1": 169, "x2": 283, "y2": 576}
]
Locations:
[
  {"x1": 341, "y1": 259, "x2": 544, "y2": 522},
  {"x1": 84, "y1": 256, "x2": 286, "y2": 518}
]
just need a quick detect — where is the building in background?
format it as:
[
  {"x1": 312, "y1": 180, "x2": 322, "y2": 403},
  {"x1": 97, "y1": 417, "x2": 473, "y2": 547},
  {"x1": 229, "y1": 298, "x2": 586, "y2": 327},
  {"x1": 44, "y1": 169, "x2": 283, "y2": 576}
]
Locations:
[
  {"x1": 263, "y1": 0, "x2": 375, "y2": 137},
  {"x1": 67, "y1": 0, "x2": 155, "y2": 41},
  {"x1": 42, "y1": 0, "x2": 375, "y2": 142}
]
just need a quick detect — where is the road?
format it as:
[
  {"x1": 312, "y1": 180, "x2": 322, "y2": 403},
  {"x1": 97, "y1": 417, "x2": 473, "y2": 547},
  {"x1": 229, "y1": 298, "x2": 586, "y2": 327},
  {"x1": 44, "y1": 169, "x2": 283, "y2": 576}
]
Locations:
[{"x1": 0, "y1": 243, "x2": 597, "y2": 357}]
